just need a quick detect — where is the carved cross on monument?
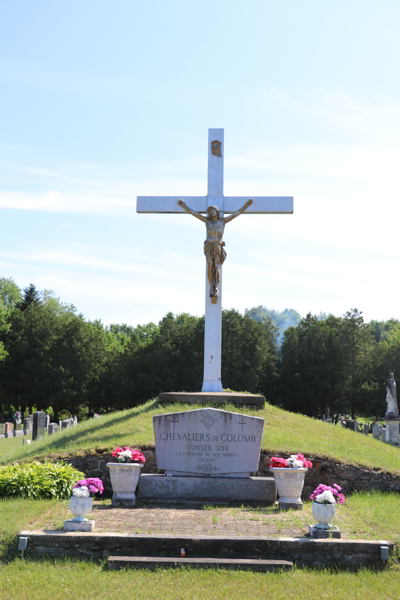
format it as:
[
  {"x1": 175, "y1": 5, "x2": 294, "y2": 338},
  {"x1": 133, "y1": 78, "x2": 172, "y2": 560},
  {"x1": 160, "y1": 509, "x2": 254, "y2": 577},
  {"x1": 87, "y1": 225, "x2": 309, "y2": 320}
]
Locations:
[{"x1": 137, "y1": 129, "x2": 293, "y2": 392}]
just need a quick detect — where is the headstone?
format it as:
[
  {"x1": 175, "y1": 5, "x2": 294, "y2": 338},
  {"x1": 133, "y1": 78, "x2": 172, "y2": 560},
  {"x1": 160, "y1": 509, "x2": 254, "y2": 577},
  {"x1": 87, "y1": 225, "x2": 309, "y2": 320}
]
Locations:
[
  {"x1": 44, "y1": 415, "x2": 50, "y2": 431},
  {"x1": 48, "y1": 423, "x2": 58, "y2": 435},
  {"x1": 363, "y1": 424, "x2": 369, "y2": 435},
  {"x1": 23, "y1": 417, "x2": 31, "y2": 435},
  {"x1": 73, "y1": 416, "x2": 78, "y2": 426},
  {"x1": 61, "y1": 420, "x2": 70, "y2": 429},
  {"x1": 139, "y1": 407, "x2": 276, "y2": 505},
  {"x1": 385, "y1": 421, "x2": 399, "y2": 445},
  {"x1": 4, "y1": 422, "x2": 13, "y2": 438},
  {"x1": 32, "y1": 412, "x2": 46, "y2": 441},
  {"x1": 372, "y1": 422, "x2": 380, "y2": 439}
]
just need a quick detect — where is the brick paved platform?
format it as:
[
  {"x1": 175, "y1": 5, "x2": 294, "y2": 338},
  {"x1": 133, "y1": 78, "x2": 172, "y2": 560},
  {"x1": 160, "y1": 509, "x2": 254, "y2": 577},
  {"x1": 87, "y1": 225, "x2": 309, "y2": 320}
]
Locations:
[{"x1": 89, "y1": 502, "x2": 307, "y2": 537}]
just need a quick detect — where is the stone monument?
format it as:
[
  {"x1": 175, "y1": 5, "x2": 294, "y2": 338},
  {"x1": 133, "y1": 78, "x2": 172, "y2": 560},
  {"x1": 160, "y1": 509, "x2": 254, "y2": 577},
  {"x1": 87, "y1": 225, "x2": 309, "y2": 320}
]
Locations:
[
  {"x1": 384, "y1": 372, "x2": 400, "y2": 445},
  {"x1": 137, "y1": 129, "x2": 293, "y2": 403},
  {"x1": 139, "y1": 407, "x2": 276, "y2": 504},
  {"x1": 32, "y1": 411, "x2": 46, "y2": 441}
]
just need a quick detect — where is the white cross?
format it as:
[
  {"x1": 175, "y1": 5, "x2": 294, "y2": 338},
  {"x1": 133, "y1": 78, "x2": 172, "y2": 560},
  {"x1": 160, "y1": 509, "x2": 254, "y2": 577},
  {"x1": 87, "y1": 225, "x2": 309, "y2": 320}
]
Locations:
[{"x1": 137, "y1": 129, "x2": 293, "y2": 392}]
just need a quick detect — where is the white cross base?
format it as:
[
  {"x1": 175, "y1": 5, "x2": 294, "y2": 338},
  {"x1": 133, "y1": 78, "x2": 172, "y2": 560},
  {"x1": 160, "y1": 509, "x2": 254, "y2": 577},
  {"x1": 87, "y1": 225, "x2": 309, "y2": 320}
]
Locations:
[{"x1": 137, "y1": 129, "x2": 293, "y2": 392}]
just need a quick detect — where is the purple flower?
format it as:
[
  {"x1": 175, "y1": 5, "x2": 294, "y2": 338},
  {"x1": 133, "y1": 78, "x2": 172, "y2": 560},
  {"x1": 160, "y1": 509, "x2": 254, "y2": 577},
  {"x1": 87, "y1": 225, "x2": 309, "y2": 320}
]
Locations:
[{"x1": 73, "y1": 477, "x2": 104, "y2": 496}]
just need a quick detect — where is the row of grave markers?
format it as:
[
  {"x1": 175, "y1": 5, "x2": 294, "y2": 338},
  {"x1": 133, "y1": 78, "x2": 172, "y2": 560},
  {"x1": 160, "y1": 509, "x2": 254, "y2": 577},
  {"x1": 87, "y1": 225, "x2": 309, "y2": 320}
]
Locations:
[
  {"x1": 0, "y1": 412, "x2": 77, "y2": 440},
  {"x1": 333, "y1": 417, "x2": 399, "y2": 445}
]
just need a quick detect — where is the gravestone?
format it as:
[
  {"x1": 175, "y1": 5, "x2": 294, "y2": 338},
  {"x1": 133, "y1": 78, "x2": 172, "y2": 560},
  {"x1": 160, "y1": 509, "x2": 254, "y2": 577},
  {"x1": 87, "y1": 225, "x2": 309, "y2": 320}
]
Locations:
[
  {"x1": 61, "y1": 419, "x2": 70, "y2": 430},
  {"x1": 48, "y1": 423, "x2": 58, "y2": 435},
  {"x1": 363, "y1": 424, "x2": 369, "y2": 435},
  {"x1": 4, "y1": 422, "x2": 13, "y2": 438},
  {"x1": 32, "y1": 412, "x2": 46, "y2": 441},
  {"x1": 385, "y1": 421, "x2": 399, "y2": 445},
  {"x1": 23, "y1": 417, "x2": 31, "y2": 436},
  {"x1": 44, "y1": 415, "x2": 50, "y2": 431},
  {"x1": 139, "y1": 407, "x2": 276, "y2": 504},
  {"x1": 372, "y1": 422, "x2": 380, "y2": 439}
]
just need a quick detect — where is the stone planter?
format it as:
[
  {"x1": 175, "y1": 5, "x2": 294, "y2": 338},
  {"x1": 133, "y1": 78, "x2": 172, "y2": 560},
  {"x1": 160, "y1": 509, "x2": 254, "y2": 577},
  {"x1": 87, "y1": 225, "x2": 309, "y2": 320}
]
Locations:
[
  {"x1": 312, "y1": 501, "x2": 336, "y2": 527},
  {"x1": 107, "y1": 462, "x2": 144, "y2": 507},
  {"x1": 269, "y1": 467, "x2": 307, "y2": 510},
  {"x1": 68, "y1": 496, "x2": 93, "y2": 522}
]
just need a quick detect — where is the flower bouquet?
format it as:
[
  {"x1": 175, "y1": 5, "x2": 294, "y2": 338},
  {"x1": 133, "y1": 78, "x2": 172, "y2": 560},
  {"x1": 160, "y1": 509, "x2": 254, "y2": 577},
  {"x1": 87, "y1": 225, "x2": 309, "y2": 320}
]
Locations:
[
  {"x1": 72, "y1": 477, "x2": 104, "y2": 498},
  {"x1": 309, "y1": 483, "x2": 345, "y2": 505},
  {"x1": 310, "y1": 483, "x2": 345, "y2": 529},
  {"x1": 107, "y1": 447, "x2": 146, "y2": 506},
  {"x1": 68, "y1": 478, "x2": 103, "y2": 523},
  {"x1": 269, "y1": 454, "x2": 313, "y2": 469},
  {"x1": 111, "y1": 446, "x2": 147, "y2": 464},
  {"x1": 268, "y1": 454, "x2": 312, "y2": 510}
]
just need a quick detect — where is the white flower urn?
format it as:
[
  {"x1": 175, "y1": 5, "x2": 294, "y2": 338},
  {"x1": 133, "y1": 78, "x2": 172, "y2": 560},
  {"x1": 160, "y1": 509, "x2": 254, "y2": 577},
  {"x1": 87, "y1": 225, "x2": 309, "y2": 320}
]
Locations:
[
  {"x1": 68, "y1": 496, "x2": 93, "y2": 522},
  {"x1": 107, "y1": 462, "x2": 144, "y2": 507},
  {"x1": 312, "y1": 501, "x2": 336, "y2": 528},
  {"x1": 269, "y1": 467, "x2": 308, "y2": 510}
]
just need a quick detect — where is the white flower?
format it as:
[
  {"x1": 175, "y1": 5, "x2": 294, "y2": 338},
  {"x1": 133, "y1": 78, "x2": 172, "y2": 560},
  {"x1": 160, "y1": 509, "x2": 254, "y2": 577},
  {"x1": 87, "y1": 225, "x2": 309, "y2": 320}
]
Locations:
[
  {"x1": 316, "y1": 490, "x2": 336, "y2": 504},
  {"x1": 287, "y1": 456, "x2": 304, "y2": 468},
  {"x1": 72, "y1": 486, "x2": 90, "y2": 498},
  {"x1": 118, "y1": 450, "x2": 133, "y2": 462}
]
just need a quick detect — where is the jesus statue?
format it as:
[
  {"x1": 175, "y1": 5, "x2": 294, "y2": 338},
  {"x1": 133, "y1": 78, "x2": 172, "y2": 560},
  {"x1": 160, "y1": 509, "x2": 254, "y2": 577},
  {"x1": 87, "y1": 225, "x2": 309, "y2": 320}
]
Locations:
[{"x1": 178, "y1": 198, "x2": 253, "y2": 299}]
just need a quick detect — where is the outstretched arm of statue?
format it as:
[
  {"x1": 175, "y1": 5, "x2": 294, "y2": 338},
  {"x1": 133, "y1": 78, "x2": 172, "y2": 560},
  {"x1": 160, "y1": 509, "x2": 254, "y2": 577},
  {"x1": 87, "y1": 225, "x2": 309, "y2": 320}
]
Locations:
[
  {"x1": 224, "y1": 199, "x2": 253, "y2": 223},
  {"x1": 178, "y1": 199, "x2": 207, "y2": 223}
]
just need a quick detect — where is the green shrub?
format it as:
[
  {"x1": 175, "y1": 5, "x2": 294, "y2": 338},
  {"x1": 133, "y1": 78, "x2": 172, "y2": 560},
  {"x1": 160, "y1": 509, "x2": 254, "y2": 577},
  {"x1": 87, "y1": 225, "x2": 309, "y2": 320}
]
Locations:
[
  {"x1": 58, "y1": 409, "x2": 72, "y2": 420},
  {"x1": 0, "y1": 461, "x2": 85, "y2": 499}
]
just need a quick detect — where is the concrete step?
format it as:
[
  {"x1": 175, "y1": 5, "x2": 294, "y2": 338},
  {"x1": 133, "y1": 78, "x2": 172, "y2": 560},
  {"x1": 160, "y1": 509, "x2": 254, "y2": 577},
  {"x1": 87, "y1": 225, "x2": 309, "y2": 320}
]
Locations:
[
  {"x1": 108, "y1": 555, "x2": 293, "y2": 572},
  {"x1": 18, "y1": 531, "x2": 394, "y2": 570}
]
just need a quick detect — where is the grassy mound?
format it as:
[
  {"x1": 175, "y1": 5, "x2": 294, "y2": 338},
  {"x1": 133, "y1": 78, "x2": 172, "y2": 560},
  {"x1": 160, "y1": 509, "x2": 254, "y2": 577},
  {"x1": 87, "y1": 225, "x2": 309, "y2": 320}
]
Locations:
[{"x1": 0, "y1": 399, "x2": 399, "y2": 473}]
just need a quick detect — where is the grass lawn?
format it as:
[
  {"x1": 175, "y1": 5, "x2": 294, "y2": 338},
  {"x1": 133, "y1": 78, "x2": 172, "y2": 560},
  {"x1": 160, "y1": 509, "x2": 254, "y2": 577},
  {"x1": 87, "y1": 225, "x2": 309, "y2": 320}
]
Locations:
[
  {"x1": 0, "y1": 400, "x2": 399, "y2": 599},
  {"x1": 0, "y1": 495, "x2": 399, "y2": 600},
  {"x1": 1, "y1": 400, "x2": 399, "y2": 473},
  {"x1": 0, "y1": 434, "x2": 31, "y2": 456}
]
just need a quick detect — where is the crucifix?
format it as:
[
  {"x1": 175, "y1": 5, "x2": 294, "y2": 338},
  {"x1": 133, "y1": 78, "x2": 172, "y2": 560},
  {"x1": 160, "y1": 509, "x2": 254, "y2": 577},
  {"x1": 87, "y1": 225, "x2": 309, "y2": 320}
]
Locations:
[{"x1": 137, "y1": 129, "x2": 293, "y2": 393}]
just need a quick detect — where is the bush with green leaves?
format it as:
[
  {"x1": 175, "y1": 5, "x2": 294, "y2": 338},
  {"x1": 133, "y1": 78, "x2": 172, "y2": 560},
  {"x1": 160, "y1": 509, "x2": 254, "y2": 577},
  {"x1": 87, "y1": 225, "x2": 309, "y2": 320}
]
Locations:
[{"x1": 0, "y1": 461, "x2": 85, "y2": 499}]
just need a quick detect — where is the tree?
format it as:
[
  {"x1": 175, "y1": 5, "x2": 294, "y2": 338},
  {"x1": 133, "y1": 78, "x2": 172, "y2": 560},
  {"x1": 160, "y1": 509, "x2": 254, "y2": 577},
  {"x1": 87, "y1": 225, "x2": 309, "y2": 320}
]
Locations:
[
  {"x1": 222, "y1": 309, "x2": 278, "y2": 396},
  {"x1": 0, "y1": 300, "x2": 9, "y2": 361},
  {"x1": 279, "y1": 313, "x2": 342, "y2": 416},
  {"x1": 0, "y1": 278, "x2": 21, "y2": 307},
  {"x1": 337, "y1": 309, "x2": 374, "y2": 416},
  {"x1": 16, "y1": 284, "x2": 41, "y2": 311},
  {"x1": 245, "y1": 306, "x2": 301, "y2": 343}
]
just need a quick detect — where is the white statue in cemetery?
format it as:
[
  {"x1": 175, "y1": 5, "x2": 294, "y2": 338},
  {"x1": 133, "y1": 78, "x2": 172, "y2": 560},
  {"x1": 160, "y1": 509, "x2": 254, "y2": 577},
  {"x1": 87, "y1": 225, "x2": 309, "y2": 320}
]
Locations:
[
  {"x1": 385, "y1": 372, "x2": 399, "y2": 416},
  {"x1": 178, "y1": 198, "x2": 252, "y2": 299}
]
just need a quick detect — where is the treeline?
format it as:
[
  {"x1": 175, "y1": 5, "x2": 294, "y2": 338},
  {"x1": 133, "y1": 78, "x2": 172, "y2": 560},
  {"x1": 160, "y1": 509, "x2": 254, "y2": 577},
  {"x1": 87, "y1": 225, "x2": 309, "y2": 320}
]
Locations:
[
  {"x1": 0, "y1": 279, "x2": 277, "y2": 419},
  {"x1": 0, "y1": 278, "x2": 398, "y2": 420}
]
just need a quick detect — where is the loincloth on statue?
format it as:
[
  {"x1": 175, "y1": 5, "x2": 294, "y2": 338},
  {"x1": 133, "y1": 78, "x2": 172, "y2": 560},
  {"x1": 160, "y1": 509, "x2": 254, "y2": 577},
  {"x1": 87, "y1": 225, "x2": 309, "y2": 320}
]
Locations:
[{"x1": 203, "y1": 240, "x2": 227, "y2": 265}]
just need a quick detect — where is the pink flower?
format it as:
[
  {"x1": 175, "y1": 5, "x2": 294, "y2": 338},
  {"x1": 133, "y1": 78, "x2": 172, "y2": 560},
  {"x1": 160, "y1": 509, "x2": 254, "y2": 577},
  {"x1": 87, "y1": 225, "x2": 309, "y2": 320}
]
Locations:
[{"x1": 310, "y1": 483, "x2": 345, "y2": 504}]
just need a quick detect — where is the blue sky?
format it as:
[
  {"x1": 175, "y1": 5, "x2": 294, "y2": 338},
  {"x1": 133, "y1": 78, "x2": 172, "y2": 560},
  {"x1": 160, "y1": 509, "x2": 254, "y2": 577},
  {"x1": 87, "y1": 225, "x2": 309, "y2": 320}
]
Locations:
[{"x1": 1, "y1": 1, "x2": 400, "y2": 326}]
